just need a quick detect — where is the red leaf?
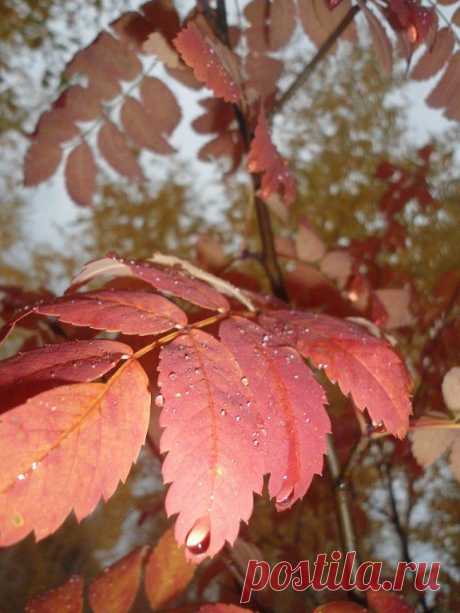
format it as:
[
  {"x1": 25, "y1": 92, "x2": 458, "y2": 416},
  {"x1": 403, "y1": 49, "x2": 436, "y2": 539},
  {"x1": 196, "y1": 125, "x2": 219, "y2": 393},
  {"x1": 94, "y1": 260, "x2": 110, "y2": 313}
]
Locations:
[
  {"x1": 411, "y1": 27, "x2": 455, "y2": 80},
  {"x1": 220, "y1": 317, "x2": 330, "y2": 509},
  {"x1": 89, "y1": 547, "x2": 148, "y2": 613},
  {"x1": 140, "y1": 76, "x2": 182, "y2": 136},
  {"x1": 33, "y1": 109, "x2": 78, "y2": 145},
  {"x1": 56, "y1": 84, "x2": 102, "y2": 122},
  {"x1": 127, "y1": 259, "x2": 230, "y2": 313},
  {"x1": 0, "y1": 359, "x2": 150, "y2": 546},
  {"x1": 25, "y1": 575, "x2": 83, "y2": 613},
  {"x1": 0, "y1": 339, "x2": 133, "y2": 413},
  {"x1": 245, "y1": 53, "x2": 283, "y2": 98},
  {"x1": 259, "y1": 311, "x2": 412, "y2": 438},
  {"x1": 244, "y1": 0, "x2": 296, "y2": 52},
  {"x1": 158, "y1": 330, "x2": 264, "y2": 558},
  {"x1": 144, "y1": 527, "x2": 195, "y2": 609},
  {"x1": 24, "y1": 141, "x2": 62, "y2": 186},
  {"x1": 65, "y1": 142, "x2": 96, "y2": 207},
  {"x1": 426, "y1": 51, "x2": 460, "y2": 109},
  {"x1": 36, "y1": 290, "x2": 187, "y2": 335},
  {"x1": 298, "y1": 0, "x2": 357, "y2": 48},
  {"x1": 367, "y1": 590, "x2": 415, "y2": 612},
  {"x1": 66, "y1": 31, "x2": 142, "y2": 83},
  {"x1": 174, "y1": 20, "x2": 241, "y2": 103},
  {"x1": 97, "y1": 122, "x2": 143, "y2": 180},
  {"x1": 121, "y1": 97, "x2": 175, "y2": 154},
  {"x1": 248, "y1": 108, "x2": 296, "y2": 207}
]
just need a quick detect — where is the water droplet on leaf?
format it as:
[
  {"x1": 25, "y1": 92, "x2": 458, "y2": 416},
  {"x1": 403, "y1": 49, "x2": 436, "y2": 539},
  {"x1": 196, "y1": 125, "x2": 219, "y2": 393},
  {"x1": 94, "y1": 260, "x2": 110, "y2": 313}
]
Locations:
[{"x1": 186, "y1": 516, "x2": 210, "y2": 555}]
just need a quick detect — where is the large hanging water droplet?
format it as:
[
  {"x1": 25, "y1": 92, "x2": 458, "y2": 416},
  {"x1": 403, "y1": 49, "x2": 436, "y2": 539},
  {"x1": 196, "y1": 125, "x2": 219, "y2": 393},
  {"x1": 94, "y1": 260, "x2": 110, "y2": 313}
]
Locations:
[
  {"x1": 275, "y1": 483, "x2": 295, "y2": 509},
  {"x1": 185, "y1": 516, "x2": 210, "y2": 555}
]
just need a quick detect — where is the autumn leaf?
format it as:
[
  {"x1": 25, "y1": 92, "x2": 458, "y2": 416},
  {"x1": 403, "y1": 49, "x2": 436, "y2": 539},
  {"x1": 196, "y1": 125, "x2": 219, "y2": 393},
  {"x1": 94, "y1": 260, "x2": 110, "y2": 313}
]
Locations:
[
  {"x1": 259, "y1": 311, "x2": 412, "y2": 438},
  {"x1": 25, "y1": 575, "x2": 83, "y2": 613},
  {"x1": 36, "y1": 290, "x2": 187, "y2": 335},
  {"x1": 248, "y1": 108, "x2": 296, "y2": 207},
  {"x1": 144, "y1": 527, "x2": 195, "y2": 609},
  {"x1": 411, "y1": 417, "x2": 460, "y2": 482},
  {"x1": 174, "y1": 19, "x2": 241, "y2": 103},
  {"x1": 0, "y1": 359, "x2": 150, "y2": 546},
  {"x1": 220, "y1": 316, "x2": 330, "y2": 509},
  {"x1": 68, "y1": 253, "x2": 231, "y2": 313},
  {"x1": 89, "y1": 547, "x2": 148, "y2": 613},
  {"x1": 0, "y1": 339, "x2": 133, "y2": 412},
  {"x1": 367, "y1": 590, "x2": 415, "y2": 612},
  {"x1": 158, "y1": 329, "x2": 264, "y2": 559}
]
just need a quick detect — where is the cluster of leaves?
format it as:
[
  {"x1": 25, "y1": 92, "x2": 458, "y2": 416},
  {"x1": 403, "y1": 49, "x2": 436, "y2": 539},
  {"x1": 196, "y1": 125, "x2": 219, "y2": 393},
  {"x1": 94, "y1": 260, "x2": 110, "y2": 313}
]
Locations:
[
  {"x1": 23, "y1": 0, "x2": 460, "y2": 207},
  {"x1": 3, "y1": 0, "x2": 460, "y2": 610},
  {"x1": 0, "y1": 246, "x2": 417, "y2": 610}
]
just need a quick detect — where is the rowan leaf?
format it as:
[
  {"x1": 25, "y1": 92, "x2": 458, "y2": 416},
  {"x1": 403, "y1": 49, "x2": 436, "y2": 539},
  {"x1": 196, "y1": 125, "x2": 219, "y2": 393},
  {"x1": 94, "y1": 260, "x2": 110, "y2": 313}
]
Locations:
[
  {"x1": 121, "y1": 97, "x2": 175, "y2": 155},
  {"x1": 367, "y1": 590, "x2": 416, "y2": 612},
  {"x1": 426, "y1": 51, "x2": 460, "y2": 109},
  {"x1": 411, "y1": 417, "x2": 460, "y2": 482},
  {"x1": 174, "y1": 20, "x2": 241, "y2": 103},
  {"x1": 89, "y1": 546, "x2": 148, "y2": 613},
  {"x1": 298, "y1": 0, "x2": 357, "y2": 48},
  {"x1": 0, "y1": 359, "x2": 150, "y2": 546},
  {"x1": 158, "y1": 329, "x2": 264, "y2": 559},
  {"x1": 24, "y1": 141, "x2": 62, "y2": 186},
  {"x1": 259, "y1": 311, "x2": 412, "y2": 438},
  {"x1": 97, "y1": 122, "x2": 143, "y2": 181},
  {"x1": 248, "y1": 108, "x2": 296, "y2": 207},
  {"x1": 144, "y1": 527, "x2": 195, "y2": 609},
  {"x1": 0, "y1": 339, "x2": 133, "y2": 412},
  {"x1": 220, "y1": 317, "x2": 330, "y2": 509},
  {"x1": 65, "y1": 142, "x2": 96, "y2": 207},
  {"x1": 244, "y1": 0, "x2": 296, "y2": 52},
  {"x1": 36, "y1": 290, "x2": 187, "y2": 335},
  {"x1": 25, "y1": 575, "x2": 83, "y2": 613},
  {"x1": 411, "y1": 27, "x2": 455, "y2": 80},
  {"x1": 129, "y1": 259, "x2": 231, "y2": 313},
  {"x1": 140, "y1": 76, "x2": 182, "y2": 136}
]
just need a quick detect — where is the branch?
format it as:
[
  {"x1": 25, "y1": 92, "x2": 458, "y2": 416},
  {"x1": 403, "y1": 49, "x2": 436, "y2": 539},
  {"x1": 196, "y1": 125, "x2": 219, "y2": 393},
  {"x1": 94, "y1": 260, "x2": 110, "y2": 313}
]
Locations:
[
  {"x1": 376, "y1": 442, "x2": 430, "y2": 612},
  {"x1": 326, "y1": 435, "x2": 363, "y2": 600},
  {"x1": 271, "y1": 4, "x2": 362, "y2": 117}
]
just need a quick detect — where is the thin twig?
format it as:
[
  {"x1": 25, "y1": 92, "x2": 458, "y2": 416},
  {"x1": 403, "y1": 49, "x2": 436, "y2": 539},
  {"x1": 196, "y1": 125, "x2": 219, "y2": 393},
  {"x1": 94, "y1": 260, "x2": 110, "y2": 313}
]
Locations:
[
  {"x1": 326, "y1": 435, "x2": 363, "y2": 601},
  {"x1": 271, "y1": 4, "x2": 362, "y2": 117}
]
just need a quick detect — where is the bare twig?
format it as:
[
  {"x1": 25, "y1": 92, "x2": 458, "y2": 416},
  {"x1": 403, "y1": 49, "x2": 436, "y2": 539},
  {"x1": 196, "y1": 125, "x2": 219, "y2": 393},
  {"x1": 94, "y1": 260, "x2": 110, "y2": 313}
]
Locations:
[{"x1": 271, "y1": 4, "x2": 362, "y2": 117}]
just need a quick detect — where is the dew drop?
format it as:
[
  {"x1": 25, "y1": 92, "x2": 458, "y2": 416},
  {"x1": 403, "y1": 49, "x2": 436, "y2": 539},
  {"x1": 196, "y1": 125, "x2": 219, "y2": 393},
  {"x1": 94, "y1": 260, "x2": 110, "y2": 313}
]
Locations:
[
  {"x1": 186, "y1": 516, "x2": 210, "y2": 555},
  {"x1": 220, "y1": 409, "x2": 227, "y2": 416},
  {"x1": 175, "y1": 392, "x2": 182, "y2": 398},
  {"x1": 16, "y1": 473, "x2": 26, "y2": 481},
  {"x1": 168, "y1": 371, "x2": 177, "y2": 380},
  {"x1": 31, "y1": 462, "x2": 38, "y2": 471},
  {"x1": 154, "y1": 394, "x2": 164, "y2": 408},
  {"x1": 241, "y1": 376, "x2": 249, "y2": 386},
  {"x1": 235, "y1": 415, "x2": 241, "y2": 422},
  {"x1": 276, "y1": 483, "x2": 295, "y2": 509}
]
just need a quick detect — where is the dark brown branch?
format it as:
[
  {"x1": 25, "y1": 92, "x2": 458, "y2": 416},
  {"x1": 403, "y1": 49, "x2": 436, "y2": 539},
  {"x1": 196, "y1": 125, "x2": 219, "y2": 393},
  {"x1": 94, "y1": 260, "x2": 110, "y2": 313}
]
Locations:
[{"x1": 271, "y1": 4, "x2": 362, "y2": 117}]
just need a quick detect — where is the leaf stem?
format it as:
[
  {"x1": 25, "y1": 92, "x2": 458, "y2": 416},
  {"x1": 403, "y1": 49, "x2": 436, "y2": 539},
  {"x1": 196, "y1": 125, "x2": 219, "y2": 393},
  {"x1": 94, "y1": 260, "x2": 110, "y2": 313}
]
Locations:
[{"x1": 271, "y1": 4, "x2": 362, "y2": 117}]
